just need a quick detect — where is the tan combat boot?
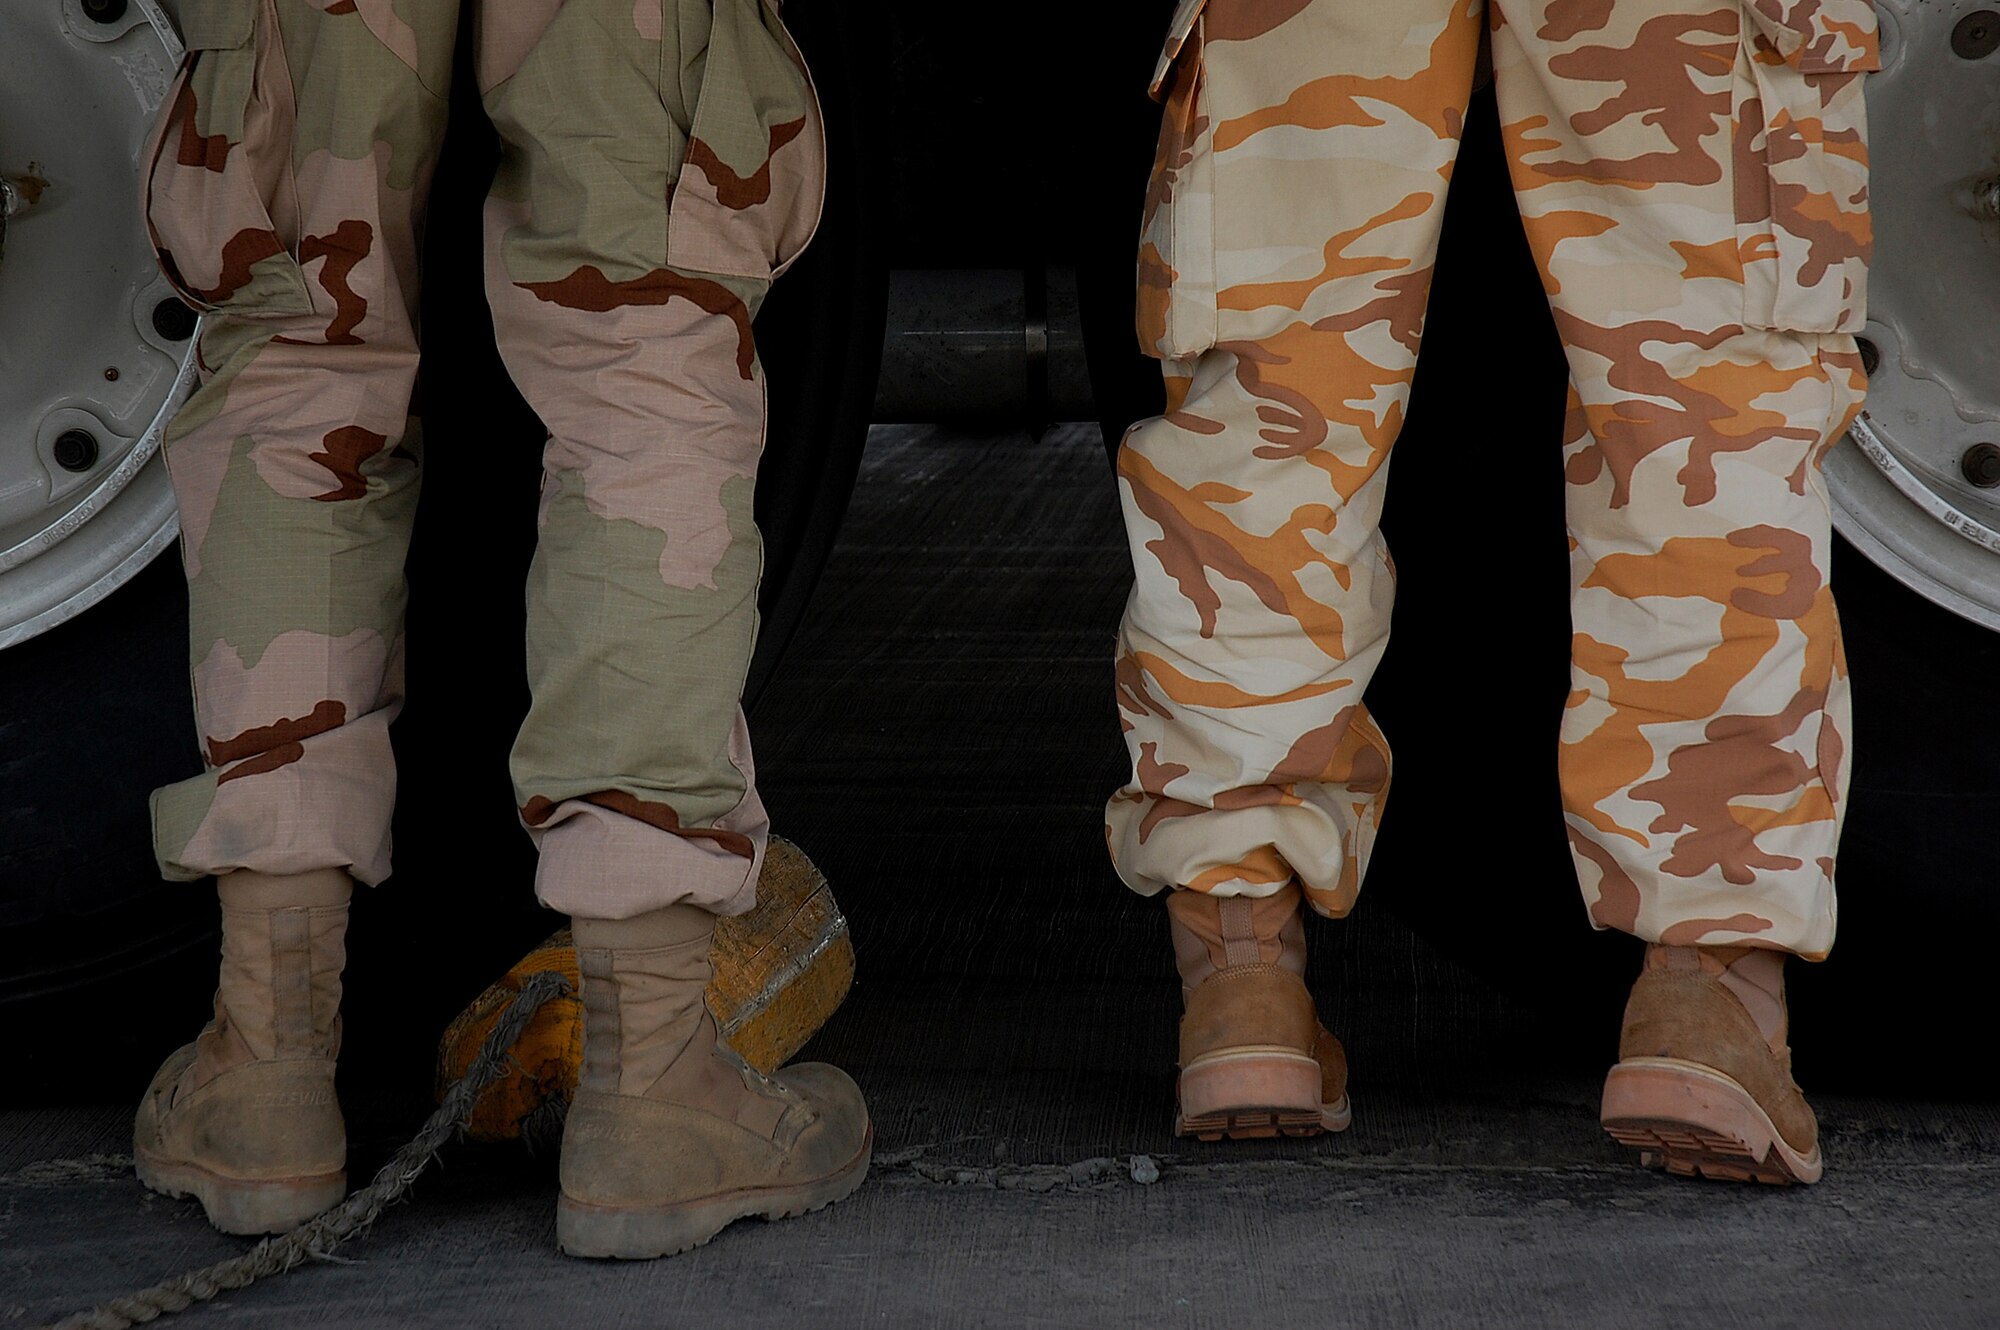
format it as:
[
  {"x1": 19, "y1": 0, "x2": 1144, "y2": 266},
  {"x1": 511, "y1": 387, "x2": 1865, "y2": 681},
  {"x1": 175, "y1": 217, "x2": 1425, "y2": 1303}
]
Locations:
[
  {"x1": 1166, "y1": 882, "x2": 1350, "y2": 1140},
  {"x1": 557, "y1": 903, "x2": 872, "y2": 1259},
  {"x1": 133, "y1": 869, "x2": 351, "y2": 1233},
  {"x1": 1600, "y1": 944, "x2": 1821, "y2": 1184}
]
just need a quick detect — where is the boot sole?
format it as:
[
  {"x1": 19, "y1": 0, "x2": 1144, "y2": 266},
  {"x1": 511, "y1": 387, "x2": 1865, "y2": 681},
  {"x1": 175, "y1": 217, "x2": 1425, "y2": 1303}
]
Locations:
[
  {"x1": 1601, "y1": 1057, "x2": 1823, "y2": 1186},
  {"x1": 556, "y1": 1125, "x2": 874, "y2": 1259},
  {"x1": 1175, "y1": 1048, "x2": 1351, "y2": 1141},
  {"x1": 134, "y1": 1145, "x2": 347, "y2": 1235}
]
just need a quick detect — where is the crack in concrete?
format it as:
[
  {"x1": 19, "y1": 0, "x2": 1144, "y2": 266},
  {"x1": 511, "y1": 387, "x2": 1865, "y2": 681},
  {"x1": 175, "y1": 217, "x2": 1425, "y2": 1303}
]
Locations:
[
  {"x1": 870, "y1": 1148, "x2": 1157, "y2": 1192},
  {"x1": 866, "y1": 1146, "x2": 2000, "y2": 1191},
  {"x1": 4, "y1": 1144, "x2": 1990, "y2": 1198}
]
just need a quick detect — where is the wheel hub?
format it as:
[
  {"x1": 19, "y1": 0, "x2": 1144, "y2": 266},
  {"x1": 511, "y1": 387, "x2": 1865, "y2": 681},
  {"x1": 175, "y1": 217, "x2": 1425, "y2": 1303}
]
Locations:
[
  {"x1": 1823, "y1": 1, "x2": 2000, "y2": 630},
  {"x1": 0, "y1": 0, "x2": 192, "y2": 647}
]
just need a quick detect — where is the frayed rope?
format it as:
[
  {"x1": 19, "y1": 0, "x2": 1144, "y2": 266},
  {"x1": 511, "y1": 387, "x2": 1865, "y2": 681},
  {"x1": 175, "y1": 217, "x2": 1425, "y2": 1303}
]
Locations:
[{"x1": 44, "y1": 969, "x2": 574, "y2": 1330}]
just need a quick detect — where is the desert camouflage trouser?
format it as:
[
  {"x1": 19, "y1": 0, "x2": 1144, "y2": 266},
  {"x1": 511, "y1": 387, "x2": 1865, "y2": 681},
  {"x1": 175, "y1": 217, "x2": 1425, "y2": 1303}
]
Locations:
[
  {"x1": 1108, "y1": 0, "x2": 1875, "y2": 958},
  {"x1": 142, "y1": 0, "x2": 823, "y2": 918}
]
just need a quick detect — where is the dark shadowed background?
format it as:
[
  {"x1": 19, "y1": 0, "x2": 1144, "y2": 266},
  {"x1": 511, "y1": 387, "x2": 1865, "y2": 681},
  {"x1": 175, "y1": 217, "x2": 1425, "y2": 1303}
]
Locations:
[{"x1": 3, "y1": 1, "x2": 1995, "y2": 1116}]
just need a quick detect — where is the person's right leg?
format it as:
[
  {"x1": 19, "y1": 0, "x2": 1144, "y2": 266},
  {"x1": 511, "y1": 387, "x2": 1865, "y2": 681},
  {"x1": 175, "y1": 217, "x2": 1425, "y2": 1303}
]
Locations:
[
  {"x1": 476, "y1": 0, "x2": 868, "y2": 1257},
  {"x1": 1109, "y1": 0, "x2": 1483, "y2": 1138},
  {"x1": 135, "y1": 0, "x2": 456, "y2": 1232}
]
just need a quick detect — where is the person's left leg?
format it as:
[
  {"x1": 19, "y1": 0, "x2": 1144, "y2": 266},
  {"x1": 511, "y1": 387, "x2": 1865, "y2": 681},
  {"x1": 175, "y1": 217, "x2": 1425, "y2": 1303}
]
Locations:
[
  {"x1": 1491, "y1": 0, "x2": 1876, "y2": 1183},
  {"x1": 476, "y1": 0, "x2": 868, "y2": 1256}
]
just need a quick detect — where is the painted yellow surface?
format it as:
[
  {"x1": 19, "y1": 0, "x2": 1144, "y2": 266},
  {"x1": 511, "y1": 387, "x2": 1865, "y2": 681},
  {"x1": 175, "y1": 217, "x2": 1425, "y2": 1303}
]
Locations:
[{"x1": 437, "y1": 836, "x2": 855, "y2": 1142}]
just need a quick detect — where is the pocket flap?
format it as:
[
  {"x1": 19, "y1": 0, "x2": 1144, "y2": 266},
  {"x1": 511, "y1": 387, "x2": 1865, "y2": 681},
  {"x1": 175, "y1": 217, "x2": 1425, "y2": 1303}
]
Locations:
[
  {"x1": 174, "y1": 0, "x2": 258, "y2": 52},
  {"x1": 663, "y1": 0, "x2": 824, "y2": 282},
  {"x1": 1149, "y1": 0, "x2": 1208, "y2": 100},
  {"x1": 1743, "y1": 0, "x2": 1881, "y2": 73}
]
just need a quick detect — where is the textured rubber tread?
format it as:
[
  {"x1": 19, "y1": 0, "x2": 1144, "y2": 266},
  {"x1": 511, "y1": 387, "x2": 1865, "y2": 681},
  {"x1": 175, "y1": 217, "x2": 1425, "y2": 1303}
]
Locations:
[
  {"x1": 1174, "y1": 1034, "x2": 1352, "y2": 1142},
  {"x1": 134, "y1": 1144, "x2": 347, "y2": 1235},
  {"x1": 1176, "y1": 1094, "x2": 1352, "y2": 1142},
  {"x1": 556, "y1": 1125, "x2": 873, "y2": 1259},
  {"x1": 1601, "y1": 1057, "x2": 1822, "y2": 1186}
]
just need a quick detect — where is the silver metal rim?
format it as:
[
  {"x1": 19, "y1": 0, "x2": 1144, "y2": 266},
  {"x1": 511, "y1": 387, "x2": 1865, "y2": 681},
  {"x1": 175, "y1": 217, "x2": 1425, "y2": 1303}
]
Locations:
[
  {"x1": 0, "y1": 0, "x2": 192, "y2": 648},
  {"x1": 1823, "y1": 1, "x2": 2000, "y2": 630}
]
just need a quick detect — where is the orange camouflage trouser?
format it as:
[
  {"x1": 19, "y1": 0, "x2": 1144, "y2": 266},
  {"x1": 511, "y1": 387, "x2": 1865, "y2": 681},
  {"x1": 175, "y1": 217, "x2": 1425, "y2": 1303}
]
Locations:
[{"x1": 1107, "y1": 0, "x2": 1876, "y2": 958}]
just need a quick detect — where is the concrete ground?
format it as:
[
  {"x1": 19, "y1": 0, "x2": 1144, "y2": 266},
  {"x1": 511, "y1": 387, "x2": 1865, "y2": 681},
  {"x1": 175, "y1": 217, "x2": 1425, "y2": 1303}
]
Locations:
[
  {"x1": 8, "y1": 427, "x2": 1998, "y2": 1327},
  {"x1": 9, "y1": 1079, "x2": 1998, "y2": 1328}
]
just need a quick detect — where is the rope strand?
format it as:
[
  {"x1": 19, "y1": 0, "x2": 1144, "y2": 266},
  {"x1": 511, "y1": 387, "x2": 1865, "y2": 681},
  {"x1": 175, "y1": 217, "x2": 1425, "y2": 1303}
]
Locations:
[{"x1": 45, "y1": 969, "x2": 574, "y2": 1330}]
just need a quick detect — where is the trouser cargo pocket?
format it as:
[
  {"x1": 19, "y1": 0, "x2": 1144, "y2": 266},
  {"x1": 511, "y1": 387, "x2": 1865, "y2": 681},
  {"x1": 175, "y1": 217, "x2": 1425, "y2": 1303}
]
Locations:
[
  {"x1": 142, "y1": 0, "x2": 311, "y2": 316},
  {"x1": 1137, "y1": 0, "x2": 1217, "y2": 362},
  {"x1": 663, "y1": 0, "x2": 827, "y2": 283},
  {"x1": 1734, "y1": 0, "x2": 1879, "y2": 334}
]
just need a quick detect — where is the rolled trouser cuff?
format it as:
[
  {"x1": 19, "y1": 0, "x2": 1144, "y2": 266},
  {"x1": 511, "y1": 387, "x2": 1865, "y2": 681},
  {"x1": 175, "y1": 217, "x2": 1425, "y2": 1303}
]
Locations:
[
  {"x1": 531, "y1": 794, "x2": 768, "y2": 920},
  {"x1": 152, "y1": 711, "x2": 397, "y2": 886},
  {"x1": 1107, "y1": 794, "x2": 1378, "y2": 919}
]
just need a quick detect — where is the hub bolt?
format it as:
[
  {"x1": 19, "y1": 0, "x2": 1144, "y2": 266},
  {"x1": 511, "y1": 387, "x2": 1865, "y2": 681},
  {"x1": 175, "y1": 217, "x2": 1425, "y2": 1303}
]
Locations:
[
  {"x1": 152, "y1": 297, "x2": 197, "y2": 342},
  {"x1": 1962, "y1": 443, "x2": 2000, "y2": 490},
  {"x1": 54, "y1": 430, "x2": 100, "y2": 473},
  {"x1": 81, "y1": 0, "x2": 128, "y2": 24},
  {"x1": 1954, "y1": 10, "x2": 2000, "y2": 59}
]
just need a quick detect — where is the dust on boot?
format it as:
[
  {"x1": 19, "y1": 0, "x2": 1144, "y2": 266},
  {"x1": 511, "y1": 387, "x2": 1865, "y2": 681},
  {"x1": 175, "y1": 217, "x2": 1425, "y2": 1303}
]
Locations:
[
  {"x1": 557, "y1": 903, "x2": 871, "y2": 1259},
  {"x1": 1601, "y1": 945, "x2": 1821, "y2": 1185},
  {"x1": 133, "y1": 869, "x2": 351, "y2": 1234},
  {"x1": 1166, "y1": 882, "x2": 1350, "y2": 1141}
]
